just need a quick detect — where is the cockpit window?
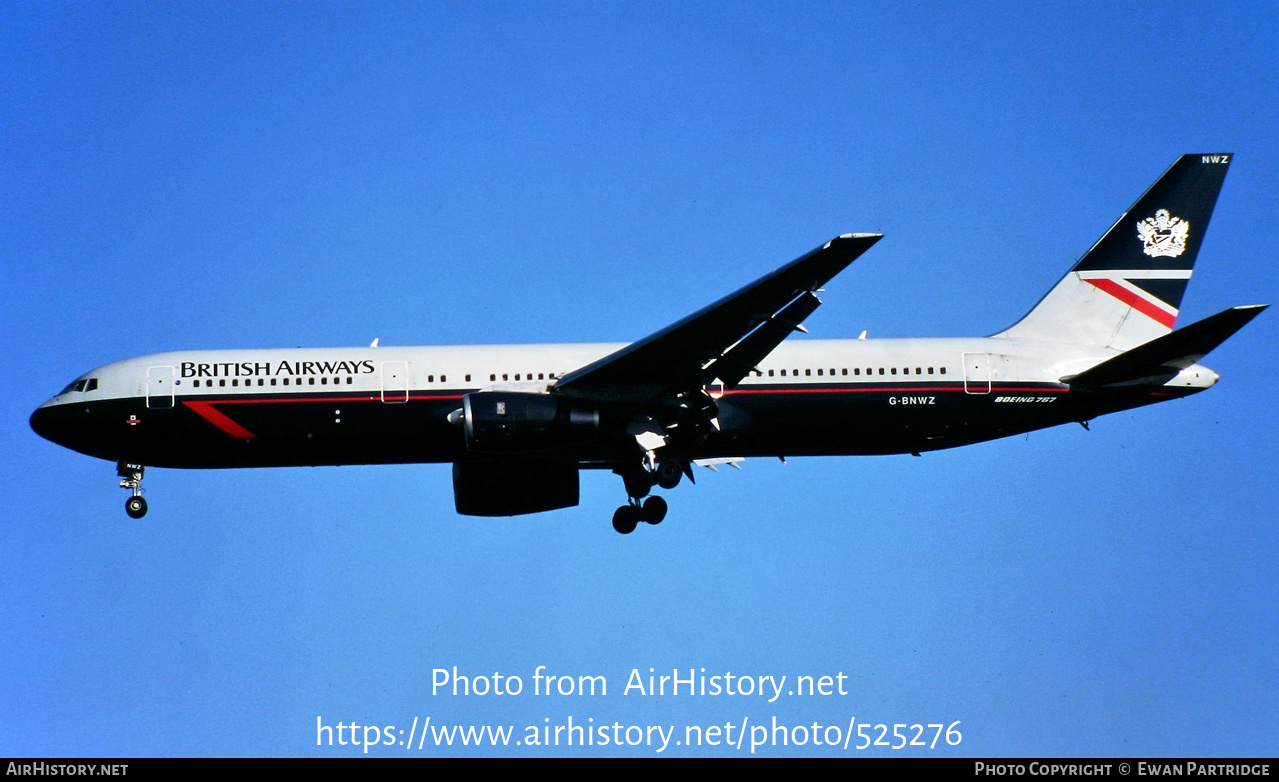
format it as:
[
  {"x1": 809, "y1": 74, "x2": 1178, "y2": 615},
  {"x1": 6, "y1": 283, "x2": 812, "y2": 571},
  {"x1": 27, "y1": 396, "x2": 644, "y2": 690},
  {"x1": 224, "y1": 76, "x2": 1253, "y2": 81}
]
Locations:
[{"x1": 58, "y1": 378, "x2": 98, "y2": 394}]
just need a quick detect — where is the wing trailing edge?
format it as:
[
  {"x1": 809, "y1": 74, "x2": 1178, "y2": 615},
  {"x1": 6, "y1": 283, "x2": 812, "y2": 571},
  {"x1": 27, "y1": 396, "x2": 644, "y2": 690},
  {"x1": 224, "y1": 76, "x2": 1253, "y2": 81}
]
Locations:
[{"x1": 554, "y1": 233, "x2": 882, "y2": 401}]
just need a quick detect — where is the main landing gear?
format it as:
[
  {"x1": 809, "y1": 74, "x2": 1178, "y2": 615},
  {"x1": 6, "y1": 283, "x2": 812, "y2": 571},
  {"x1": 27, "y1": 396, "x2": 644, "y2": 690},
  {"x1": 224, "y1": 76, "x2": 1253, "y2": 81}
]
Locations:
[
  {"x1": 612, "y1": 496, "x2": 668, "y2": 534},
  {"x1": 611, "y1": 459, "x2": 684, "y2": 534},
  {"x1": 117, "y1": 461, "x2": 147, "y2": 519}
]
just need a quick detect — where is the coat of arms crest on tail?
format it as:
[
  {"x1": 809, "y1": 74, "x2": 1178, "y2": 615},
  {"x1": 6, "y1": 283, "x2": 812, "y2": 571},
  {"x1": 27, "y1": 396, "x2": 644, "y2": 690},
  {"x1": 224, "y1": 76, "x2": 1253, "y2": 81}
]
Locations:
[{"x1": 1137, "y1": 209, "x2": 1189, "y2": 258}]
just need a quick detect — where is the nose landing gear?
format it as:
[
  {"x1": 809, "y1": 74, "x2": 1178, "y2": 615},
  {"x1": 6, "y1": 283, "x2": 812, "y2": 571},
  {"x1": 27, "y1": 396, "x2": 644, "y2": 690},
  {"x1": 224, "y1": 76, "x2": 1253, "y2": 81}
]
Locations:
[{"x1": 117, "y1": 461, "x2": 147, "y2": 518}]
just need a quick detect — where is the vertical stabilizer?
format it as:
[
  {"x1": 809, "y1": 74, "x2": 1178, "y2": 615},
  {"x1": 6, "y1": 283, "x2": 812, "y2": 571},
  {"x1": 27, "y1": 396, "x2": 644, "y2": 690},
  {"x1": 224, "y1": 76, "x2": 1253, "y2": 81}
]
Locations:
[{"x1": 997, "y1": 154, "x2": 1231, "y2": 350}]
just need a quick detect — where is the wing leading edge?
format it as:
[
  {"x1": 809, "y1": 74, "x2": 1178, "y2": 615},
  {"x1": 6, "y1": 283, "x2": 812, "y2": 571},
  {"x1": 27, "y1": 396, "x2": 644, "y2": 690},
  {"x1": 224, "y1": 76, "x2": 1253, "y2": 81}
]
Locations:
[{"x1": 554, "y1": 233, "x2": 882, "y2": 402}]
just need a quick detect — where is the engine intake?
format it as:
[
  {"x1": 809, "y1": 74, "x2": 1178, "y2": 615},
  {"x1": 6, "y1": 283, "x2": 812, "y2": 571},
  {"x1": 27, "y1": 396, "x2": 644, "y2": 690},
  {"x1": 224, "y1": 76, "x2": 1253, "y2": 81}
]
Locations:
[{"x1": 462, "y1": 392, "x2": 600, "y2": 453}]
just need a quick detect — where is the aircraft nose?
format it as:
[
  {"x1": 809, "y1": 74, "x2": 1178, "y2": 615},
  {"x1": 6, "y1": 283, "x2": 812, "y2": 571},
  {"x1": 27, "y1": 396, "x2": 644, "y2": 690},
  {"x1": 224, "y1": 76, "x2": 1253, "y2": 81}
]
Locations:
[
  {"x1": 31, "y1": 396, "x2": 121, "y2": 461},
  {"x1": 30, "y1": 402, "x2": 74, "y2": 447},
  {"x1": 30, "y1": 404, "x2": 58, "y2": 443}
]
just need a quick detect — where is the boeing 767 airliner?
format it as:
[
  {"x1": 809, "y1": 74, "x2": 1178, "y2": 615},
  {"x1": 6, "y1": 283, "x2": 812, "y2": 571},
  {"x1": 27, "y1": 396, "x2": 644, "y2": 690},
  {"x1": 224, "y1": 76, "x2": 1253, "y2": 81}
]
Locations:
[{"x1": 31, "y1": 154, "x2": 1264, "y2": 533}]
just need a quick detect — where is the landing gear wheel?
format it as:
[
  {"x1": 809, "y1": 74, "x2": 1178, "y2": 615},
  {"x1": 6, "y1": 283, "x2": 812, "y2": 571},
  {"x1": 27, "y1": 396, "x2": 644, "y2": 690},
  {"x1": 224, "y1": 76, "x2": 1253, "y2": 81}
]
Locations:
[
  {"x1": 622, "y1": 470, "x2": 653, "y2": 499},
  {"x1": 642, "y1": 495, "x2": 667, "y2": 525},
  {"x1": 655, "y1": 460, "x2": 682, "y2": 490},
  {"x1": 125, "y1": 495, "x2": 148, "y2": 519},
  {"x1": 612, "y1": 506, "x2": 640, "y2": 535},
  {"x1": 117, "y1": 462, "x2": 147, "y2": 518}
]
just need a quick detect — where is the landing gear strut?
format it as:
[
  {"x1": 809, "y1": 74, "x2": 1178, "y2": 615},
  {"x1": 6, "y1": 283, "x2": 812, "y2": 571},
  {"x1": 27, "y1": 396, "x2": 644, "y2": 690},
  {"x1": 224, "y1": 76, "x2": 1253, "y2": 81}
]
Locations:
[
  {"x1": 621, "y1": 468, "x2": 653, "y2": 500},
  {"x1": 117, "y1": 461, "x2": 147, "y2": 518}
]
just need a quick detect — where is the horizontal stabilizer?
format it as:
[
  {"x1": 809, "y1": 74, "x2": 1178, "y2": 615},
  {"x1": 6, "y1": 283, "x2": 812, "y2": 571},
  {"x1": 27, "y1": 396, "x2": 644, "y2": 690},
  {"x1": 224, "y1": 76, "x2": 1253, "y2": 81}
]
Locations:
[{"x1": 1065, "y1": 304, "x2": 1267, "y2": 388}]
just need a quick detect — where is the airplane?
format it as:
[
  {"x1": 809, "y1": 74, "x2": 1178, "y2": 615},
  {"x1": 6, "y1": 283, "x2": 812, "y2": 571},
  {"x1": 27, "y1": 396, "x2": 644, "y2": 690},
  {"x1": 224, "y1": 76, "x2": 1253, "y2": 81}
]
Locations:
[{"x1": 30, "y1": 154, "x2": 1265, "y2": 534}]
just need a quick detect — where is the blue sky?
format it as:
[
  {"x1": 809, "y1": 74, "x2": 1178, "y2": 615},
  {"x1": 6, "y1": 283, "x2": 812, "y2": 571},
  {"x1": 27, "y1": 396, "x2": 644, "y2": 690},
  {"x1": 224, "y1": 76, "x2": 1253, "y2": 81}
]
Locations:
[{"x1": 2, "y1": 1, "x2": 1276, "y2": 757}]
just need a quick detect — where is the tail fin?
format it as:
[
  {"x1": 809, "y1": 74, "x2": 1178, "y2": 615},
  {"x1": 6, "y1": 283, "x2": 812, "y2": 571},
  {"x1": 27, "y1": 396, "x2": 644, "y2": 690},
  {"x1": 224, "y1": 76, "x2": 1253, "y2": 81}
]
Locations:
[{"x1": 997, "y1": 154, "x2": 1232, "y2": 350}]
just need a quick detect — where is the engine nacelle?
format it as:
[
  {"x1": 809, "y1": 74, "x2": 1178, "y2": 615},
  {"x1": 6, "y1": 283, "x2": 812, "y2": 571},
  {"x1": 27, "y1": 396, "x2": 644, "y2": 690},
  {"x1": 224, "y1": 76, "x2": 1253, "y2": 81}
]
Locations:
[
  {"x1": 452, "y1": 461, "x2": 579, "y2": 516},
  {"x1": 461, "y1": 391, "x2": 600, "y2": 453}
]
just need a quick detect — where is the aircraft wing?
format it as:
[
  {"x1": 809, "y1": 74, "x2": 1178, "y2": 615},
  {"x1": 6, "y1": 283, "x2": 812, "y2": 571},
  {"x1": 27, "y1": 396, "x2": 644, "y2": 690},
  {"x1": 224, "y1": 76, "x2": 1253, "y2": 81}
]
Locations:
[{"x1": 554, "y1": 233, "x2": 882, "y2": 402}]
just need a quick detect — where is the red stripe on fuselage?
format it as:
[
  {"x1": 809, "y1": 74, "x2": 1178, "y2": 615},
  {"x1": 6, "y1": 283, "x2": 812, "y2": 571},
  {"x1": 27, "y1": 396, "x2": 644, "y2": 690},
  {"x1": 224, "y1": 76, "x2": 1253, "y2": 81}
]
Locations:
[
  {"x1": 183, "y1": 401, "x2": 258, "y2": 438},
  {"x1": 725, "y1": 385, "x2": 1065, "y2": 395},
  {"x1": 1084, "y1": 278, "x2": 1177, "y2": 328},
  {"x1": 182, "y1": 393, "x2": 464, "y2": 438},
  {"x1": 179, "y1": 385, "x2": 1073, "y2": 440},
  {"x1": 209, "y1": 393, "x2": 464, "y2": 405}
]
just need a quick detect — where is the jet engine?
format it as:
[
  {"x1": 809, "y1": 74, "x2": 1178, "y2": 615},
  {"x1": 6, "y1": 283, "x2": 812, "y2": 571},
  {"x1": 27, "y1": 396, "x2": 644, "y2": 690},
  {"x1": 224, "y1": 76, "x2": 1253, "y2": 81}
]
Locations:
[
  {"x1": 452, "y1": 460, "x2": 579, "y2": 516},
  {"x1": 461, "y1": 391, "x2": 600, "y2": 453}
]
